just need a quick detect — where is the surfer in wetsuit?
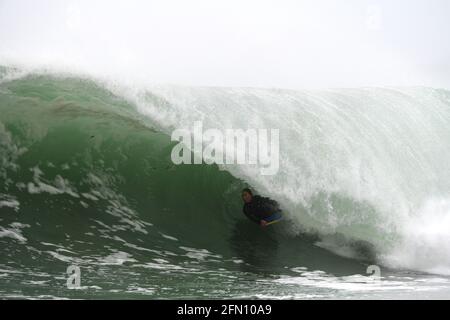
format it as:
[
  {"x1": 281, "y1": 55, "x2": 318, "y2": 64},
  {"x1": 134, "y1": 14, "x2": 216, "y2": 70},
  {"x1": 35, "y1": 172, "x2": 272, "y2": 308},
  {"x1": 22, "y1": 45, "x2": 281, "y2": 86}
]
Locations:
[{"x1": 241, "y1": 188, "x2": 281, "y2": 227}]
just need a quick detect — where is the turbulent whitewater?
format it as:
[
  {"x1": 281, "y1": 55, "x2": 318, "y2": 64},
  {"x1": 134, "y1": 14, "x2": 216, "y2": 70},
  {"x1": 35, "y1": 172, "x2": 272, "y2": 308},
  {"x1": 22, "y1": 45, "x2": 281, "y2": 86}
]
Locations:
[{"x1": 1, "y1": 66, "x2": 450, "y2": 299}]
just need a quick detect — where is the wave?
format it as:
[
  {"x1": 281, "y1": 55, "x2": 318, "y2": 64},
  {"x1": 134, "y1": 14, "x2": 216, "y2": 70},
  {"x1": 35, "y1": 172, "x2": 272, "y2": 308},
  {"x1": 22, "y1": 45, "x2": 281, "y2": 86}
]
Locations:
[{"x1": 1, "y1": 66, "x2": 450, "y2": 276}]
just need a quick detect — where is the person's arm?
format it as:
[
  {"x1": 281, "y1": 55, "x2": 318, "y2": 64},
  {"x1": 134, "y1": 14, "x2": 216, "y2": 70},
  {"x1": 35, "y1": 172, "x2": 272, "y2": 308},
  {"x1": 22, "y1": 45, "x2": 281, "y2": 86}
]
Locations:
[
  {"x1": 243, "y1": 206, "x2": 262, "y2": 224},
  {"x1": 245, "y1": 211, "x2": 268, "y2": 227}
]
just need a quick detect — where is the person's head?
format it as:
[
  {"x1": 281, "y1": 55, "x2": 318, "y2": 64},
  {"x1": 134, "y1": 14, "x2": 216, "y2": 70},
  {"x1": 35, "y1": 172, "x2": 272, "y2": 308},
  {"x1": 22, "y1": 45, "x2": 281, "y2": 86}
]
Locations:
[{"x1": 241, "y1": 188, "x2": 253, "y2": 203}]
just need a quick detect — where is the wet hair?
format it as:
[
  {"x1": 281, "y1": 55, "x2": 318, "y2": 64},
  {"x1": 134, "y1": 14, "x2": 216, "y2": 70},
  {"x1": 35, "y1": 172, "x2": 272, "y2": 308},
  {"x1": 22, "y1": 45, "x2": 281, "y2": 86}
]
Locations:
[{"x1": 242, "y1": 188, "x2": 252, "y2": 195}]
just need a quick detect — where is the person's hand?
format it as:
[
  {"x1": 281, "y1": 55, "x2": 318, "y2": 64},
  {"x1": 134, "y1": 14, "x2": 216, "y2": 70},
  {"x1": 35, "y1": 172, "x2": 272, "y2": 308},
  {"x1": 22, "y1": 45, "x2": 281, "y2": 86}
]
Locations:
[{"x1": 260, "y1": 220, "x2": 268, "y2": 227}]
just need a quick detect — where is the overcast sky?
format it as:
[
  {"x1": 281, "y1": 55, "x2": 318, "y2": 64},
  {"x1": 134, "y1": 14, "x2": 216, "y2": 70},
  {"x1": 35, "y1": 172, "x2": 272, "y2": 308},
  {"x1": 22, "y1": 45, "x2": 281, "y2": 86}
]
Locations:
[{"x1": 1, "y1": 0, "x2": 449, "y2": 88}]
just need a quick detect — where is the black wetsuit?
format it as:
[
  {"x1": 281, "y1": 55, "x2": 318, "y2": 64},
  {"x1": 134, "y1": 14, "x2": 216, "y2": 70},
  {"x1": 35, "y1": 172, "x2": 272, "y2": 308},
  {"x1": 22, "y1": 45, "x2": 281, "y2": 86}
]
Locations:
[{"x1": 243, "y1": 195, "x2": 281, "y2": 224}]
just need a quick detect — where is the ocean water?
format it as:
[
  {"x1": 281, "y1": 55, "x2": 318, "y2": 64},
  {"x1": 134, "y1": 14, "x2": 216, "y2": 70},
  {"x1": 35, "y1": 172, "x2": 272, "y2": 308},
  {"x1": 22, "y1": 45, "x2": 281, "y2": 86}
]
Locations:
[{"x1": 1, "y1": 66, "x2": 450, "y2": 299}]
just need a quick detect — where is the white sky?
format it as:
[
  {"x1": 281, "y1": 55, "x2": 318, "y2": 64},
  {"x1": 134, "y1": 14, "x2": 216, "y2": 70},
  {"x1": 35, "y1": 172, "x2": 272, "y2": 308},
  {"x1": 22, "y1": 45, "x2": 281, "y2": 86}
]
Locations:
[{"x1": 0, "y1": 0, "x2": 449, "y2": 88}]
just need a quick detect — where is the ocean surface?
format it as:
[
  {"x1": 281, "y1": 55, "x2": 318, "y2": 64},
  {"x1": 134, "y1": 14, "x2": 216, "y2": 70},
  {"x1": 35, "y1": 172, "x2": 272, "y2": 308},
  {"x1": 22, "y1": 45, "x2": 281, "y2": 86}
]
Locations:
[{"x1": 1, "y1": 66, "x2": 450, "y2": 299}]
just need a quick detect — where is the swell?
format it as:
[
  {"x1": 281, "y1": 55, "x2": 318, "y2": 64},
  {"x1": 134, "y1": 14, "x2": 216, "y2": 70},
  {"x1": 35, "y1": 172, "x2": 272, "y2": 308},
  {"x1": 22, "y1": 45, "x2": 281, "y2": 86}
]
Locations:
[{"x1": 1, "y1": 69, "x2": 450, "y2": 276}]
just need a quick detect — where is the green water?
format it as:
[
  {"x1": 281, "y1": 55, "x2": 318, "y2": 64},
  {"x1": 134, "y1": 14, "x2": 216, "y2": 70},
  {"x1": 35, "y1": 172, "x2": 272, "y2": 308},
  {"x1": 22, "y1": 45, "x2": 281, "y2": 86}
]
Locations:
[{"x1": 1, "y1": 71, "x2": 450, "y2": 299}]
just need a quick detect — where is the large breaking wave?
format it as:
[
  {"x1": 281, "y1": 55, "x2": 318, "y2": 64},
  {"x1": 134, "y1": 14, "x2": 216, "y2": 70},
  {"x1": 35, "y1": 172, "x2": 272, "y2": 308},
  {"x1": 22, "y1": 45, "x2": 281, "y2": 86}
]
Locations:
[{"x1": 1, "y1": 65, "x2": 450, "y2": 278}]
